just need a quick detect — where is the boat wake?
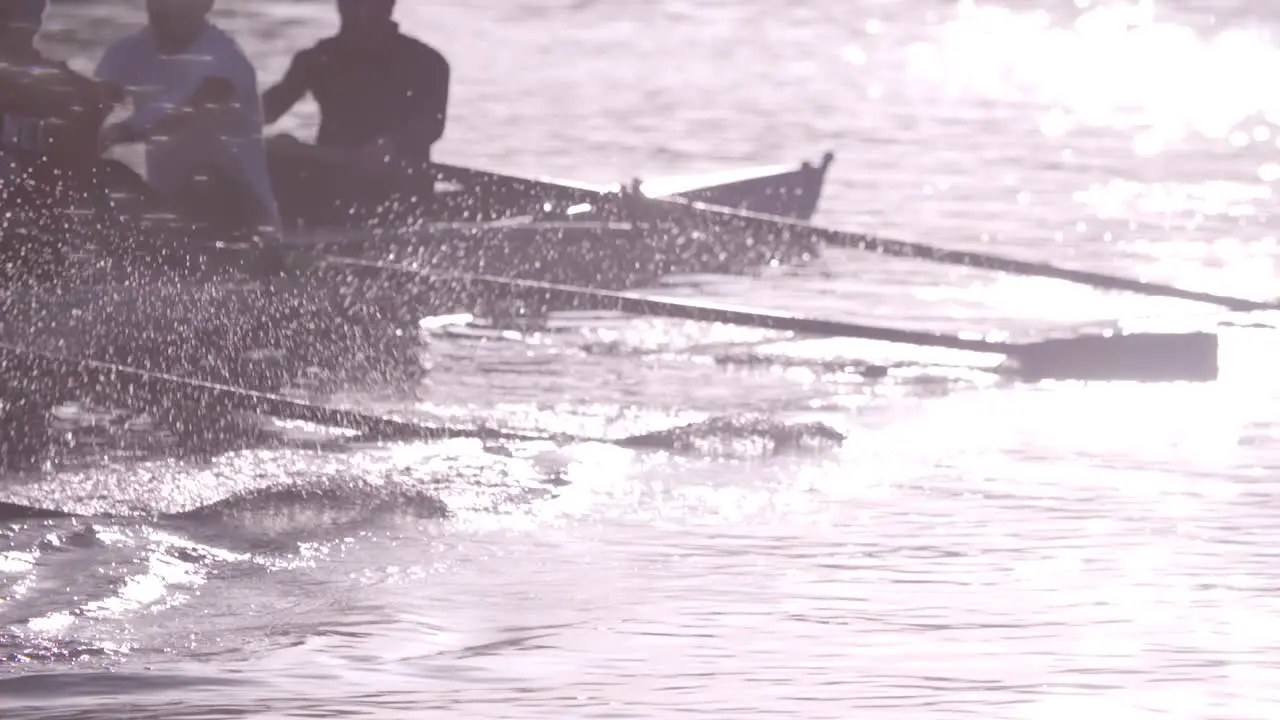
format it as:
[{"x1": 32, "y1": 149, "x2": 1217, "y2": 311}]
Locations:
[
  {"x1": 173, "y1": 473, "x2": 452, "y2": 534},
  {"x1": 2, "y1": 406, "x2": 847, "y2": 515},
  {"x1": 0, "y1": 407, "x2": 845, "y2": 672},
  {"x1": 619, "y1": 414, "x2": 846, "y2": 457},
  {"x1": 0, "y1": 515, "x2": 262, "y2": 668}
]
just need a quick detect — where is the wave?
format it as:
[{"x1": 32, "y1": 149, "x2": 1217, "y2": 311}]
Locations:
[
  {"x1": 1, "y1": 409, "x2": 848, "y2": 525},
  {"x1": 618, "y1": 414, "x2": 846, "y2": 457},
  {"x1": 172, "y1": 474, "x2": 451, "y2": 541}
]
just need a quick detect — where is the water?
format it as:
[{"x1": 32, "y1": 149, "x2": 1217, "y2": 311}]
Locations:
[{"x1": 6, "y1": 0, "x2": 1280, "y2": 716}]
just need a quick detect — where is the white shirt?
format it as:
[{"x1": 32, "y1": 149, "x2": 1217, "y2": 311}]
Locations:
[{"x1": 95, "y1": 22, "x2": 281, "y2": 234}]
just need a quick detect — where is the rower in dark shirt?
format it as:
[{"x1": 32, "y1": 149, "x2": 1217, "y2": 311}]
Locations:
[
  {"x1": 260, "y1": 0, "x2": 448, "y2": 227},
  {"x1": 0, "y1": 0, "x2": 129, "y2": 468},
  {"x1": 0, "y1": 1, "x2": 117, "y2": 190},
  {"x1": 263, "y1": 0, "x2": 448, "y2": 162}
]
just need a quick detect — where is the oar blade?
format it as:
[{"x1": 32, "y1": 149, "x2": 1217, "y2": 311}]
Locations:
[{"x1": 1010, "y1": 331, "x2": 1219, "y2": 382}]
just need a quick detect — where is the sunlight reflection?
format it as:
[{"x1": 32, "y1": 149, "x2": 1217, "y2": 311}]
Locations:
[
  {"x1": 78, "y1": 530, "x2": 247, "y2": 619},
  {"x1": 1215, "y1": 325, "x2": 1280, "y2": 395},
  {"x1": 914, "y1": 273, "x2": 1191, "y2": 324},
  {"x1": 748, "y1": 336, "x2": 1004, "y2": 371},
  {"x1": 25, "y1": 611, "x2": 74, "y2": 634},
  {"x1": 1075, "y1": 179, "x2": 1273, "y2": 219},
  {"x1": 907, "y1": 2, "x2": 1280, "y2": 145},
  {"x1": 81, "y1": 555, "x2": 194, "y2": 617},
  {"x1": 856, "y1": 375, "x2": 1259, "y2": 477},
  {"x1": 0, "y1": 551, "x2": 36, "y2": 575},
  {"x1": 575, "y1": 316, "x2": 781, "y2": 354},
  {"x1": 840, "y1": 43, "x2": 867, "y2": 65}
]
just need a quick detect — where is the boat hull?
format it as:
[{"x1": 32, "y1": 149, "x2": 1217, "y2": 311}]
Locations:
[
  {"x1": 271, "y1": 152, "x2": 835, "y2": 229},
  {"x1": 292, "y1": 153, "x2": 837, "y2": 294},
  {"x1": 313, "y1": 217, "x2": 818, "y2": 291},
  {"x1": 0, "y1": 210, "x2": 819, "y2": 418},
  {"x1": 0, "y1": 153, "x2": 833, "y2": 453},
  {"x1": 629, "y1": 152, "x2": 834, "y2": 221},
  {"x1": 0, "y1": 205, "x2": 819, "y2": 391}
]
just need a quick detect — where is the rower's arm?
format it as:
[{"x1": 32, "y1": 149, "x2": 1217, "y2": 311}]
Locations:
[
  {"x1": 96, "y1": 42, "x2": 249, "y2": 143},
  {"x1": 142, "y1": 76, "x2": 236, "y2": 138},
  {"x1": 103, "y1": 74, "x2": 234, "y2": 145},
  {"x1": 262, "y1": 50, "x2": 313, "y2": 125}
]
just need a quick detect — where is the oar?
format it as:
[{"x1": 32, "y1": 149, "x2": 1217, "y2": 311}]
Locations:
[
  {"x1": 0, "y1": 343, "x2": 549, "y2": 445},
  {"x1": 628, "y1": 191, "x2": 1280, "y2": 311},
  {"x1": 435, "y1": 162, "x2": 1276, "y2": 312},
  {"x1": 317, "y1": 257, "x2": 1220, "y2": 383}
]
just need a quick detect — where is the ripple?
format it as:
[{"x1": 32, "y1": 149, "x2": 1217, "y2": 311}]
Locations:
[{"x1": 8, "y1": 0, "x2": 1280, "y2": 718}]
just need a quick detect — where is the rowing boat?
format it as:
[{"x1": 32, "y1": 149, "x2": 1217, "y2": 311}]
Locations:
[
  {"x1": 0, "y1": 152, "x2": 834, "y2": 463},
  {"x1": 269, "y1": 143, "x2": 833, "y2": 227},
  {"x1": 27, "y1": 152, "x2": 838, "y2": 354},
  {"x1": 1, "y1": 151, "x2": 836, "y2": 366},
  {"x1": 273, "y1": 151, "x2": 835, "y2": 289},
  {"x1": 77, "y1": 150, "x2": 834, "y2": 290},
  {"x1": 0, "y1": 242, "x2": 424, "y2": 464}
]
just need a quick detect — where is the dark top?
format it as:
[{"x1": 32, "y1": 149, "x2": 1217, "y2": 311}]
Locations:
[
  {"x1": 262, "y1": 26, "x2": 449, "y2": 161},
  {"x1": 0, "y1": 48, "x2": 111, "y2": 169}
]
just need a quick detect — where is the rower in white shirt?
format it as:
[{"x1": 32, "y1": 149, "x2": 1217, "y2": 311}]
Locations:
[{"x1": 95, "y1": 0, "x2": 281, "y2": 240}]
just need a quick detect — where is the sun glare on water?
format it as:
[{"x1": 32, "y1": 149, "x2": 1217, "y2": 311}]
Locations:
[
  {"x1": 910, "y1": 1, "x2": 1280, "y2": 144},
  {"x1": 883, "y1": 1, "x2": 1280, "y2": 304}
]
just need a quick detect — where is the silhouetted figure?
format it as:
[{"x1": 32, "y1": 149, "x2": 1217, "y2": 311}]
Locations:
[
  {"x1": 261, "y1": 0, "x2": 450, "y2": 227},
  {"x1": 0, "y1": 0, "x2": 124, "y2": 469},
  {"x1": 0, "y1": 0, "x2": 119, "y2": 211}
]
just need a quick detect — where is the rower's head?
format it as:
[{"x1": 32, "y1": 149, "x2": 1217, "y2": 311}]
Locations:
[
  {"x1": 146, "y1": 0, "x2": 214, "y2": 52},
  {"x1": 0, "y1": 0, "x2": 48, "y2": 48},
  {"x1": 336, "y1": 0, "x2": 395, "y2": 41}
]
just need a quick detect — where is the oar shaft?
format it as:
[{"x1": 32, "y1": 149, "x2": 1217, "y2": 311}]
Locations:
[
  {"x1": 321, "y1": 257, "x2": 1013, "y2": 355},
  {"x1": 815, "y1": 225, "x2": 1271, "y2": 311},
  {"x1": 319, "y1": 256, "x2": 1219, "y2": 382},
  {"x1": 0, "y1": 343, "x2": 542, "y2": 444},
  {"x1": 435, "y1": 162, "x2": 1273, "y2": 310},
  {"x1": 638, "y1": 195, "x2": 1275, "y2": 312}
]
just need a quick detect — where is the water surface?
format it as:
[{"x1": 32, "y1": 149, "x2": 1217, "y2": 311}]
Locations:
[{"x1": 6, "y1": 0, "x2": 1280, "y2": 717}]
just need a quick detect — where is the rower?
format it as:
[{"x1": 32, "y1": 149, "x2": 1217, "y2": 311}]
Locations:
[
  {"x1": 94, "y1": 0, "x2": 282, "y2": 242},
  {"x1": 0, "y1": 0, "x2": 125, "y2": 469},
  {"x1": 260, "y1": 0, "x2": 450, "y2": 226},
  {"x1": 0, "y1": 0, "x2": 120, "y2": 212}
]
